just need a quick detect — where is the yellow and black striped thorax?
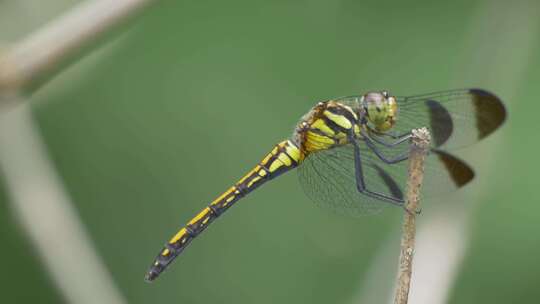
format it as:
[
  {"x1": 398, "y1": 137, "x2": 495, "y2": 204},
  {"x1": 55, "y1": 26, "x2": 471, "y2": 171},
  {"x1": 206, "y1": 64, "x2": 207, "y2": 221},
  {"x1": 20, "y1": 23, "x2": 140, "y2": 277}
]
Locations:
[{"x1": 297, "y1": 100, "x2": 363, "y2": 154}]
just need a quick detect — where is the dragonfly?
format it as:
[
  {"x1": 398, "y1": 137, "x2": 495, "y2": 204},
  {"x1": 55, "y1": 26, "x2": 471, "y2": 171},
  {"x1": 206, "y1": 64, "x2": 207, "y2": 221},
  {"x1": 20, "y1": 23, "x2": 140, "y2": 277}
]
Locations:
[{"x1": 145, "y1": 88, "x2": 506, "y2": 281}]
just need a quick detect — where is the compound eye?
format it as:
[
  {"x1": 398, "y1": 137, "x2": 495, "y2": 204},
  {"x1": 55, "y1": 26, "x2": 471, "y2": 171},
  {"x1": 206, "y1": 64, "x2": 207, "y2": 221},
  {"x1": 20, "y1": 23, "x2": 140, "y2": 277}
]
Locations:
[{"x1": 363, "y1": 91, "x2": 396, "y2": 132}]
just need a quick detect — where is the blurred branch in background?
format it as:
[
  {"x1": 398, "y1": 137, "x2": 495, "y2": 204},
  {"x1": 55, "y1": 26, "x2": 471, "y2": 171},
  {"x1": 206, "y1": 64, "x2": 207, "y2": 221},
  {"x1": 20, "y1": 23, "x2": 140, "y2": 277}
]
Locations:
[
  {"x1": 354, "y1": 1, "x2": 539, "y2": 304},
  {"x1": 0, "y1": 104, "x2": 127, "y2": 304},
  {"x1": 394, "y1": 128, "x2": 430, "y2": 304},
  {"x1": 0, "y1": 0, "x2": 158, "y2": 303},
  {"x1": 0, "y1": 0, "x2": 153, "y2": 100}
]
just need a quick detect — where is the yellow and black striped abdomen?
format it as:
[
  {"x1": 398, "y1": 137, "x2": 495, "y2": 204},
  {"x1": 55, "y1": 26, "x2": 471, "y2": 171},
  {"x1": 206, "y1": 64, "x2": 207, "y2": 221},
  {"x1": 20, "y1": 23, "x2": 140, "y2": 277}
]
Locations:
[{"x1": 145, "y1": 140, "x2": 303, "y2": 281}]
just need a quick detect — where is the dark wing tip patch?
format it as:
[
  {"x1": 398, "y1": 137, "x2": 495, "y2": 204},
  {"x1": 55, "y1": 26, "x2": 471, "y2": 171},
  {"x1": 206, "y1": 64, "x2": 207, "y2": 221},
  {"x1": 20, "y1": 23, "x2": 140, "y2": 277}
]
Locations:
[
  {"x1": 425, "y1": 99, "x2": 453, "y2": 147},
  {"x1": 372, "y1": 164, "x2": 404, "y2": 200},
  {"x1": 469, "y1": 89, "x2": 507, "y2": 139},
  {"x1": 432, "y1": 149, "x2": 475, "y2": 187}
]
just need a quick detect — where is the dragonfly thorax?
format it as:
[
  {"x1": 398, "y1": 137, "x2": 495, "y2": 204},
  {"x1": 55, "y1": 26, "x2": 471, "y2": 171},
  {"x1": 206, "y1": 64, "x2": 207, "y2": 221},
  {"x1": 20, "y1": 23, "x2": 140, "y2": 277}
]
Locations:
[
  {"x1": 361, "y1": 91, "x2": 398, "y2": 132},
  {"x1": 292, "y1": 99, "x2": 363, "y2": 155}
]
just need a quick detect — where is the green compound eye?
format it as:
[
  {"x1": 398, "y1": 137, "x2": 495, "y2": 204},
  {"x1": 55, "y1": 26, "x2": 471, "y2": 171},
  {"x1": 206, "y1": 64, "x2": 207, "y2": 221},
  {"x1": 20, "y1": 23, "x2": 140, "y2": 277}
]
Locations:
[{"x1": 363, "y1": 91, "x2": 398, "y2": 132}]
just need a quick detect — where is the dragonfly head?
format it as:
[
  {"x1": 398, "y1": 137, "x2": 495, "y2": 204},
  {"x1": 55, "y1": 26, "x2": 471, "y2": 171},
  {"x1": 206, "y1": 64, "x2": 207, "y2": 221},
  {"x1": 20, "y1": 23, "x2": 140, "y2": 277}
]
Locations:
[{"x1": 361, "y1": 91, "x2": 398, "y2": 132}]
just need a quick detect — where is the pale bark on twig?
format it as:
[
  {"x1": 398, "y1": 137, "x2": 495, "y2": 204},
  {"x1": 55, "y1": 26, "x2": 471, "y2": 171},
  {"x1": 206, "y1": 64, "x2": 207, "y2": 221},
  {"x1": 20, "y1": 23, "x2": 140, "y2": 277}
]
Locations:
[{"x1": 393, "y1": 128, "x2": 431, "y2": 304}]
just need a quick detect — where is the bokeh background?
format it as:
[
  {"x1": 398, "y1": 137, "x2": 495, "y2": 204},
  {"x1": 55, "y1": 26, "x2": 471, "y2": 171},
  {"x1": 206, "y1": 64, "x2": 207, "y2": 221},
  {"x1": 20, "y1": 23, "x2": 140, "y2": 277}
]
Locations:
[{"x1": 1, "y1": 0, "x2": 539, "y2": 303}]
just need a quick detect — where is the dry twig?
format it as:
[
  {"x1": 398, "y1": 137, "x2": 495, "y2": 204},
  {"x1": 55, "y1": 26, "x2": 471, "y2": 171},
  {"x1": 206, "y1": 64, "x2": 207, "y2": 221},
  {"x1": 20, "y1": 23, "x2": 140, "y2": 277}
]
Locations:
[{"x1": 394, "y1": 127, "x2": 431, "y2": 304}]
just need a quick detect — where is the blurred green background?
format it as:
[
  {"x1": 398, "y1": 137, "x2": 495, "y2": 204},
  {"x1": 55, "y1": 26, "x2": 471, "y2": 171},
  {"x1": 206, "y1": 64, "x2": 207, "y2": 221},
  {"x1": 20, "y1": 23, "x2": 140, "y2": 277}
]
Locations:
[{"x1": 1, "y1": 0, "x2": 539, "y2": 303}]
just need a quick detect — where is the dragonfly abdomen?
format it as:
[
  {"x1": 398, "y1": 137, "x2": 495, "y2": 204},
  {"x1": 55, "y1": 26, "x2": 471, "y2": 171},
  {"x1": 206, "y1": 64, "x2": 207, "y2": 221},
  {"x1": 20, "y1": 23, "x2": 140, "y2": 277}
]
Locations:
[{"x1": 145, "y1": 140, "x2": 303, "y2": 281}]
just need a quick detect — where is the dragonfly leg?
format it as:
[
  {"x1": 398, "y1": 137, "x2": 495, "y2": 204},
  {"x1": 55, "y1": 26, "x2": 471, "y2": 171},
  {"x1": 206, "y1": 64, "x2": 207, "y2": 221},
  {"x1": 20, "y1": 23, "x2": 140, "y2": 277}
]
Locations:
[
  {"x1": 364, "y1": 137, "x2": 410, "y2": 164},
  {"x1": 370, "y1": 129, "x2": 412, "y2": 140},
  {"x1": 349, "y1": 134, "x2": 404, "y2": 206},
  {"x1": 366, "y1": 129, "x2": 412, "y2": 147},
  {"x1": 359, "y1": 129, "x2": 410, "y2": 164}
]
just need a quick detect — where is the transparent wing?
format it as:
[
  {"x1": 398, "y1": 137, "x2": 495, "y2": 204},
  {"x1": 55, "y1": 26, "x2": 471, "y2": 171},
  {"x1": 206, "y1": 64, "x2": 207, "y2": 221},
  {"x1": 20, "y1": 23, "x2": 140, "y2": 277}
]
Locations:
[
  {"x1": 394, "y1": 89, "x2": 506, "y2": 149},
  {"x1": 298, "y1": 143, "x2": 388, "y2": 216},
  {"x1": 298, "y1": 141, "x2": 474, "y2": 217}
]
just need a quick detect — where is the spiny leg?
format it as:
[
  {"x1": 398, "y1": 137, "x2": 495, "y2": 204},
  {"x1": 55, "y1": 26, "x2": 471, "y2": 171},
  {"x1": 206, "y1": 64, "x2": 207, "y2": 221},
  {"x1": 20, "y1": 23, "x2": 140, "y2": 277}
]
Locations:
[
  {"x1": 360, "y1": 129, "x2": 411, "y2": 164},
  {"x1": 357, "y1": 132, "x2": 423, "y2": 214},
  {"x1": 366, "y1": 129, "x2": 412, "y2": 147},
  {"x1": 364, "y1": 137, "x2": 410, "y2": 164},
  {"x1": 348, "y1": 134, "x2": 404, "y2": 206},
  {"x1": 370, "y1": 129, "x2": 412, "y2": 141}
]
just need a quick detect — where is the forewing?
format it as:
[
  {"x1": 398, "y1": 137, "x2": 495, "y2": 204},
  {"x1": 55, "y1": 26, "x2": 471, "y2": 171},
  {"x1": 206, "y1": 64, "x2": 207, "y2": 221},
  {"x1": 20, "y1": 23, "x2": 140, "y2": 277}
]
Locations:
[{"x1": 394, "y1": 89, "x2": 506, "y2": 149}]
